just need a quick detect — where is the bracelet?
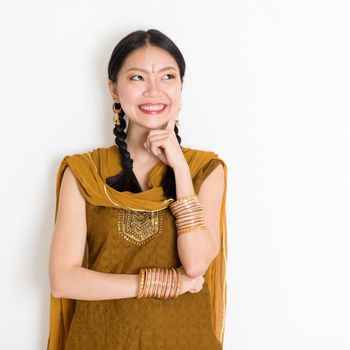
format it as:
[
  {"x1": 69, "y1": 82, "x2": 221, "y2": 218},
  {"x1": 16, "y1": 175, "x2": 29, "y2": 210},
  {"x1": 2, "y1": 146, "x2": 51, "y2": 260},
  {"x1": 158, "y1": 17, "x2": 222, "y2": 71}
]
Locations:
[
  {"x1": 137, "y1": 268, "x2": 146, "y2": 298},
  {"x1": 169, "y1": 193, "x2": 207, "y2": 235},
  {"x1": 137, "y1": 267, "x2": 183, "y2": 299}
]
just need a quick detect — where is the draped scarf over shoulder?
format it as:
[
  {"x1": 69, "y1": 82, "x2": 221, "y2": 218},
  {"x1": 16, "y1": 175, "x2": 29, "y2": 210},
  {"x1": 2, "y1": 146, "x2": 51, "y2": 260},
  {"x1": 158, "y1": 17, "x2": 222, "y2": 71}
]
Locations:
[{"x1": 47, "y1": 144, "x2": 228, "y2": 349}]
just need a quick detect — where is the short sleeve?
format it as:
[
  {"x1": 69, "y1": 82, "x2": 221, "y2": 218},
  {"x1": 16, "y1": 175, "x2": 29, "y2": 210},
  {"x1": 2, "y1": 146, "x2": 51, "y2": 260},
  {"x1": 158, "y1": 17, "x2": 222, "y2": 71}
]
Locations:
[{"x1": 193, "y1": 158, "x2": 223, "y2": 194}]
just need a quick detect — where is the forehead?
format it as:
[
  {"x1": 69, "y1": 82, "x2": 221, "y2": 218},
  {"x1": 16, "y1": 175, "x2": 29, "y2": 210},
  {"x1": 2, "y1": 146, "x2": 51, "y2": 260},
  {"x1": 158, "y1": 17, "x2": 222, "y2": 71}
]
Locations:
[{"x1": 121, "y1": 46, "x2": 178, "y2": 72}]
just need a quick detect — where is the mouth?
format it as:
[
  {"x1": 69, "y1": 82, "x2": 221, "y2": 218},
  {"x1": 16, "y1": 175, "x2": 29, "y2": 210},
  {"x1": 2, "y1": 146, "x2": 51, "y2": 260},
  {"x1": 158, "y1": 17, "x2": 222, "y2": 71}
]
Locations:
[{"x1": 138, "y1": 103, "x2": 168, "y2": 115}]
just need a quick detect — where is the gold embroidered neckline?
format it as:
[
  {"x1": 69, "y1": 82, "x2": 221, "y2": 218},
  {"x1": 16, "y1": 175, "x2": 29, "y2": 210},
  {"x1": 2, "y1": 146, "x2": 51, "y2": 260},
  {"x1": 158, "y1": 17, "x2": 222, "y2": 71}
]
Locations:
[{"x1": 116, "y1": 208, "x2": 164, "y2": 245}]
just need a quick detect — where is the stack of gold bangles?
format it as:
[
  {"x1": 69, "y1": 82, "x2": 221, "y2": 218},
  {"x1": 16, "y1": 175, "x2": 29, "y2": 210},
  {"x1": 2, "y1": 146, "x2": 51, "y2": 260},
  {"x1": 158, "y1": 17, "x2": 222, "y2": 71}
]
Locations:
[
  {"x1": 169, "y1": 193, "x2": 207, "y2": 235},
  {"x1": 137, "y1": 267, "x2": 182, "y2": 299},
  {"x1": 137, "y1": 194, "x2": 206, "y2": 299}
]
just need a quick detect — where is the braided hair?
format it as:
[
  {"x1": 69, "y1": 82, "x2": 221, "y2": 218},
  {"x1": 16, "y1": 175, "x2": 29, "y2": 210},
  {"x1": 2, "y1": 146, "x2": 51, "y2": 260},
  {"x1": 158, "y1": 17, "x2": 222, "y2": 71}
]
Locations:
[{"x1": 106, "y1": 29, "x2": 186, "y2": 199}]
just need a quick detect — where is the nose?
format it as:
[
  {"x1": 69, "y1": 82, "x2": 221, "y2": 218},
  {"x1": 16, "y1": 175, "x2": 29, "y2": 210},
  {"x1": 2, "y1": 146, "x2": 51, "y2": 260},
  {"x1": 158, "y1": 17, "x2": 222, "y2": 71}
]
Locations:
[{"x1": 143, "y1": 78, "x2": 162, "y2": 97}]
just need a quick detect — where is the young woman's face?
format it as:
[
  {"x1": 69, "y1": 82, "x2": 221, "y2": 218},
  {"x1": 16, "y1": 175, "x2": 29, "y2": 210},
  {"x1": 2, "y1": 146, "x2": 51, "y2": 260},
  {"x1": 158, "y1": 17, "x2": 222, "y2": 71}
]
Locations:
[{"x1": 109, "y1": 45, "x2": 183, "y2": 130}]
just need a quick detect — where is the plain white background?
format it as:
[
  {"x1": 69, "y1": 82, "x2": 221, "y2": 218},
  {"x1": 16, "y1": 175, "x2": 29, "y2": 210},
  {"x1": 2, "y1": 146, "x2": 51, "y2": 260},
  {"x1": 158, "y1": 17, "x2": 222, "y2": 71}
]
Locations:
[{"x1": 0, "y1": 0, "x2": 349, "y2": 349}]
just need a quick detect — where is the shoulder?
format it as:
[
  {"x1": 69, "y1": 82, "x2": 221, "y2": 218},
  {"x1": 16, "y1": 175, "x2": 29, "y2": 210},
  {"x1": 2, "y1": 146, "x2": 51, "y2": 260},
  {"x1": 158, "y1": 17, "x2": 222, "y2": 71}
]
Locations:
[
  {"x1": 61, "y1": 144, "x2": 114, "y2": 158},
  {"x1": 184, "y1": 146, "x2": 226, "y2": 193},
  {"x1": 59, "y1": 145, "x2": 115, "y2": 170},
  {"x1": 184, "y1": 145, "x2": 225, "y2": 161},
  {"x1": 182, "y1": 146, "x2": 224, "y2": 165},
  {"x1": 186, "y1": 146, "x2": 226, "y2": 173}
]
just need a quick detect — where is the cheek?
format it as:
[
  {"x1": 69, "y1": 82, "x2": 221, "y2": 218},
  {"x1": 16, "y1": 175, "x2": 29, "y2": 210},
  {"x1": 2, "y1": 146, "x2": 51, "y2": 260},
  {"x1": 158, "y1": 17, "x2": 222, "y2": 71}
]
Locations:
[
  {"x1": 119, "y1": 87, "x2": 140, "y2": 105},
  {"x1": 167, "y1": 86, "x2": 182, "y2": 103}
]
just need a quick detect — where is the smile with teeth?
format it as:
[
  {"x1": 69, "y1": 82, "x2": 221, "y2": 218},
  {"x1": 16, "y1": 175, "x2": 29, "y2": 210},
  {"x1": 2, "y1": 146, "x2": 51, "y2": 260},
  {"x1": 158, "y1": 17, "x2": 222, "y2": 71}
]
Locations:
[{"x1": 139, "y1": 104, "x2": 167, "y2": 111}]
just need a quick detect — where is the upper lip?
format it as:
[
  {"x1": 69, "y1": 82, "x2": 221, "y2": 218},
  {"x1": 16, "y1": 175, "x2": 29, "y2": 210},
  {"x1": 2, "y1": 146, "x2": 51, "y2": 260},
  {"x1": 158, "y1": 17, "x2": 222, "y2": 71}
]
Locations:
[{"x1": 139, "y1": 103, "x2": 167, "y2": 106}]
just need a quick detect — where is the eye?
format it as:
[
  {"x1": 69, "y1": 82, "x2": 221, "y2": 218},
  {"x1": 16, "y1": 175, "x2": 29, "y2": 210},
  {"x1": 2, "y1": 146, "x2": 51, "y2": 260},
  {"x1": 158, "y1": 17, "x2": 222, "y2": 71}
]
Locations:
[
  {"x1": 130, "y1": 73, "x2": 176, "y2": 81},
  {"x1": 163, "y1": 74, "x2": 175, "y2": 80},
  {"x1": 130, "y1": 75, "x2": 143, "y2": 81}
]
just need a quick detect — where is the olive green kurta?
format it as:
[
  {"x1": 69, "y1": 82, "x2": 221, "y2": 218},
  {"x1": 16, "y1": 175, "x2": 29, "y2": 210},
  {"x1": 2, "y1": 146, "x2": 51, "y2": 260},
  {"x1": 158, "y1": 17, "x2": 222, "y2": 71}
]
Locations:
[{"x1": 64, "y1": 159, "x2": 223, "y2": 350}]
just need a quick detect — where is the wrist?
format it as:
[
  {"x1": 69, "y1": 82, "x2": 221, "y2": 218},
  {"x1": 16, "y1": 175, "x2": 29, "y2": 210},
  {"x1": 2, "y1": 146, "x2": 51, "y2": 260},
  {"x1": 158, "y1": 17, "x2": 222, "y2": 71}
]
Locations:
[{"x1": 173, "y1": 162, "x2": 190, "y2": 174}]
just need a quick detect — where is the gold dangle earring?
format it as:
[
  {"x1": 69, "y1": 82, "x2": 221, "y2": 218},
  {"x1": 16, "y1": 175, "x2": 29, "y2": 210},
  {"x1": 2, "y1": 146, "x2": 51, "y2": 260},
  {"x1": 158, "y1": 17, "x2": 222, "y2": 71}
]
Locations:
[{"x1": 112, "y1": 96, "x2": 122, "y2": 126}]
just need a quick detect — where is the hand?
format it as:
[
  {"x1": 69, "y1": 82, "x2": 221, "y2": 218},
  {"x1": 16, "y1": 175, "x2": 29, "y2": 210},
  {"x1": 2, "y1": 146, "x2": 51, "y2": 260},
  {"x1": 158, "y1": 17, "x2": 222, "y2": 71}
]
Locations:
[
  {"x1": 143, "y1": 108, "x2": 187, "y2": 169},
  {"x1": 177, "y1": 265, "x2": 205, "y2": 295}
]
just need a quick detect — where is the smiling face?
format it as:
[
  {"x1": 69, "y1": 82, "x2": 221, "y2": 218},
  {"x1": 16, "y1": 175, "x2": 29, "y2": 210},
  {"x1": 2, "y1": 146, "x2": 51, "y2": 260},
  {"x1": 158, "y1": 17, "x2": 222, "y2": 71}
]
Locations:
[{"x1": 108, "y1": 45, "x2": 183, "y2": 129}]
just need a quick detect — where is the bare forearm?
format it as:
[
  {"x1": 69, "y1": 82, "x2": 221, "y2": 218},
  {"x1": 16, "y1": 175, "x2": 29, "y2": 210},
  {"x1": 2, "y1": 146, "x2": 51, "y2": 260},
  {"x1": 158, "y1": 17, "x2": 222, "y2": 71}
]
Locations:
[
  {"x1": 52, "y1": 266, "x2": 140, "y2": 300},
  {"x1": 173, "y1": 166, "x2": 216, "y2": 277}
]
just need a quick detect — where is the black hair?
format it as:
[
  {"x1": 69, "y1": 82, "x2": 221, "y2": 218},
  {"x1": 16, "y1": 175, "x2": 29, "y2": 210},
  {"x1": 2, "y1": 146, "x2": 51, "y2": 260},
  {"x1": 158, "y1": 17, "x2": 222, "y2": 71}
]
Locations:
[{"x1": 106, "y1": 29, "x2": 186, "y2": 199}]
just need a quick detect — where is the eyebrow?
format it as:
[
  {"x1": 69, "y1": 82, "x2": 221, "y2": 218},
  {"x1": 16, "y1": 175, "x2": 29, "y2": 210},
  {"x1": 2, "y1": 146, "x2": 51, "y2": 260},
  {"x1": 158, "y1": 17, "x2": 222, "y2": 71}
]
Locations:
[{"x1": 126, "y1": 66, "x2": 177, "y2": 74}]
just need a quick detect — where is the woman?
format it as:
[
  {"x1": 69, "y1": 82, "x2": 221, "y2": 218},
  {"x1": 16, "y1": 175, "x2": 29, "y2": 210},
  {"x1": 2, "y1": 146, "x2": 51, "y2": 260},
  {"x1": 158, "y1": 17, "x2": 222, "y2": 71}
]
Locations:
[{"x1": 47, "y1": 28, "x2": 228, "y2": 350}]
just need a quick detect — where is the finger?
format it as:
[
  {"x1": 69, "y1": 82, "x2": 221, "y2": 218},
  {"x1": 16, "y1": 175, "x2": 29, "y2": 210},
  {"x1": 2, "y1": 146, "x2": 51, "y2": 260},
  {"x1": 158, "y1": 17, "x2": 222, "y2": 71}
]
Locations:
[
  {"x1": 149, "y1": 137, "x2": 167, "y2": 156},
  {"x1": 165, "y1": 112, "x2": 178, "y2": 131}
]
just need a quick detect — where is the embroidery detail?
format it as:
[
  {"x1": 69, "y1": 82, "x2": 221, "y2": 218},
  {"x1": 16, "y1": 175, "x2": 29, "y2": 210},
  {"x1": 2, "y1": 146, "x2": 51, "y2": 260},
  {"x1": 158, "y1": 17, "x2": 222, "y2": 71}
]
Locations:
[{"x1": 117, "y1": 209, "x2": 163, "y2": 245}]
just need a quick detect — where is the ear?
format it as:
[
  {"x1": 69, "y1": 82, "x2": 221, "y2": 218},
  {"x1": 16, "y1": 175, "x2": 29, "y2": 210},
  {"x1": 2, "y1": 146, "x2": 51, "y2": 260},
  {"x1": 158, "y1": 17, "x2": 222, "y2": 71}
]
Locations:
[{"x1": 108, "y1": 80, "x2": 119, "y2": 103}]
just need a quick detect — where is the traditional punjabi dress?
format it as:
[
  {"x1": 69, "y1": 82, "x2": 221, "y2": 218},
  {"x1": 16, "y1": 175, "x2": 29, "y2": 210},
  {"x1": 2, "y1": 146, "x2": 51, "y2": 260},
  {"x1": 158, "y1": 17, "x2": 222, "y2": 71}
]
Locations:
[{"x1": 47, "y1": 144, "x2": 228, "y2": 350}]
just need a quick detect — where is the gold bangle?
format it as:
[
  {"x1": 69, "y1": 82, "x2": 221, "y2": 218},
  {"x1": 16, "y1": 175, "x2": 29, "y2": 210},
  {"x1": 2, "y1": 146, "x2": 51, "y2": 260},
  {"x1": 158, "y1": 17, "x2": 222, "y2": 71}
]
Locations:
[
  {"x1": 170, "y1": 268, "x2": 177, "y2": 298},
  {"x1": 169, "y1": 195, "x2": 200, "y2": 215},
  {"x1": 138, "y1": 267, "x2": 183, "y2": 299},
  {"x1": 137, "y1": 269, "x2": 145, "y2": 299},
  {"x1": 175, "y1": 267, "x2": 182, "y2": 297},
  {"x1": 164, "y1": 268, "x2": 172, "y2": 299},
  {"x1": 169, "y1": 194, "x2": 207, "y2": 234},
  {"x1": 177, "y1": 224, "x2": 207, "y2": 235},
  {"x1": 169, "y1": 193, "x2": 197, "y2": 207}
]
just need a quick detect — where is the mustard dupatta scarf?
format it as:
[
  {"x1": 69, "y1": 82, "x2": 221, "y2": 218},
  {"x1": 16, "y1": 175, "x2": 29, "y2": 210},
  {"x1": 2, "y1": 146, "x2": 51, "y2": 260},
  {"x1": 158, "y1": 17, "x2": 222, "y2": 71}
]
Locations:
[{"x1": 47, "y1": 144, "x2": 228, "y2": 349}]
